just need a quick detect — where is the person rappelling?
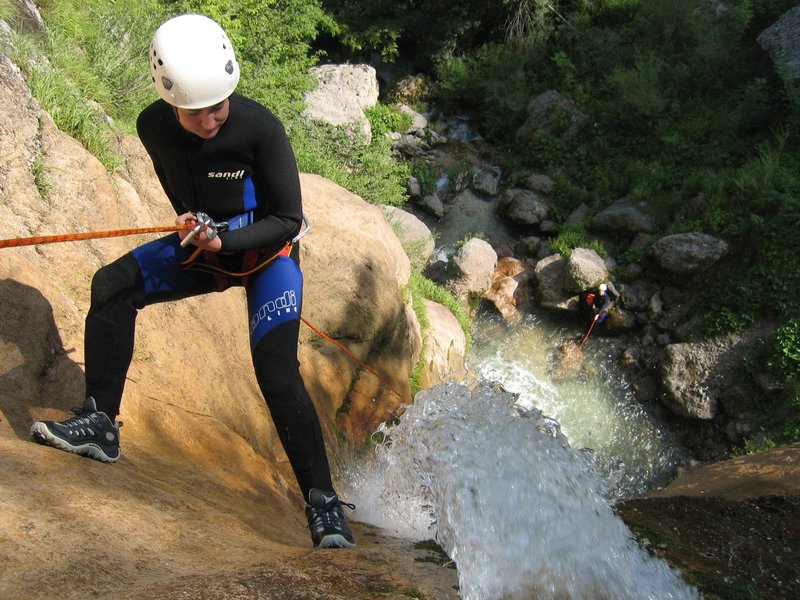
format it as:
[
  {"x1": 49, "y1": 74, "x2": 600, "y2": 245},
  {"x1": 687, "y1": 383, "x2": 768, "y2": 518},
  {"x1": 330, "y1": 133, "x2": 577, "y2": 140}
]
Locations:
[
  {"x1": 27, "y1": 13, "x2": 355, "y2": 549},
  {"x1": 578, "y1": 281, "x2": 619, "y2": 348}
]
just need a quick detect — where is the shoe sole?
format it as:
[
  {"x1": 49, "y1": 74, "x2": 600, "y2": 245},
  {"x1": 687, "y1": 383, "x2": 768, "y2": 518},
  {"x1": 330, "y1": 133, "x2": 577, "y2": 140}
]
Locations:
[
  {"x1": 316, "y1": 534, "x2": 356, "y2": 549},
  {"x1": 31, "y1": 422, "x2": 120, "y2": 463}
]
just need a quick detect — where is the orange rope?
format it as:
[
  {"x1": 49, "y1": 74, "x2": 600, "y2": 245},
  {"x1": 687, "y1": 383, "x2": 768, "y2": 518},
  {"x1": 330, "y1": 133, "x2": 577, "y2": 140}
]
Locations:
[
  {"x1": 300, "y1": 316, "x2": 407, "y2": 402},
  {"x1": 0, "y1": 225, "x2": 191, "y2": 249},
  {"x1": 579, "y1": 314, "x2": 599, "y2": 350}
]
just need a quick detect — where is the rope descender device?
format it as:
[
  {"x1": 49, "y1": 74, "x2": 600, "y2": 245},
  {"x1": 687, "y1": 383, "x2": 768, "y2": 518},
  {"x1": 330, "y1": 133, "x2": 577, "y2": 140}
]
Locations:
[{"x1": 179, "y1": 211, "x2": 229, "y2": 247}]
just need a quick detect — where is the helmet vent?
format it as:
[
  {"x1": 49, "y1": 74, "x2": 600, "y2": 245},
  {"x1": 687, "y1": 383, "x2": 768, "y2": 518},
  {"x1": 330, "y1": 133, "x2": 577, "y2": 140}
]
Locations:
[
  {"x1": 225, "y1": 60, "x2": 234, "y2": 75},
  {"x1": 161, "y1": 76, "x2": 173, "y2": 91}
]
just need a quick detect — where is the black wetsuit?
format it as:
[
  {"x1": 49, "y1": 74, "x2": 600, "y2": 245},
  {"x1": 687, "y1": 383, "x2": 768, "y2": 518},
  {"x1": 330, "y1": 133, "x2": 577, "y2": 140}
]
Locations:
[{"x1": 84, "y1": 94, "x2": 333, "y2": 496}]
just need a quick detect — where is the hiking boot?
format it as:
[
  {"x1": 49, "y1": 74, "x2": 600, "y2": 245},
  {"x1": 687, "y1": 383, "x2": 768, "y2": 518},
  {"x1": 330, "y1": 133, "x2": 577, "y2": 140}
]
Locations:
[
  {"x1": 305, "y1": 488, "x2": 356, "y2": 548},
  {"x1": 31, "y1": 397, "x2": 122, "y2": 463}
]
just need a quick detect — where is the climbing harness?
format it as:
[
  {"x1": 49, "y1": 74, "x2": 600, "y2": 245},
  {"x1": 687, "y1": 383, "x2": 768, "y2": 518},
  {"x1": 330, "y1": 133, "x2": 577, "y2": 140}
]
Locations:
[{"x1": 178, "y1": 213, "x2": 311, "y2": 287}]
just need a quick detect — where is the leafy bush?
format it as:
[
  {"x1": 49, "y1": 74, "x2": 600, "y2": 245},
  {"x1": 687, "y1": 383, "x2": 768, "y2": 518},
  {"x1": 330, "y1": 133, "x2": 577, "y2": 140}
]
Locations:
[
  {"x1": 290, "y1": 119, "x2": 410, "y2": 207},
  {"x1": 771, "y1": 319, "x2": 800, "y2": 381},
  {"x1": 365, "y1": 103, "x2": 412, "y2": 138},
  {"x1": 434, "y1": 42, "x2": 543, "y2": 140},
  {"x1": 550, "y1": 223, "x2": 607, "y2": 259},
  {"x1": 606, "y1": 49, "x2": 668, "y2": 124}
]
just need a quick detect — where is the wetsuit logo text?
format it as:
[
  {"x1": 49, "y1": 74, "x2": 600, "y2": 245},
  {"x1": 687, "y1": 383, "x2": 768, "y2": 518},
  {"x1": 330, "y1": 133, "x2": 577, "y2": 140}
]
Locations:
[
  {"x1": 208, "y1": 169, "x2": 245, "y2": 180},
  {"x1": 250, "y1": 290, "x2": 298, "y2": 333}
]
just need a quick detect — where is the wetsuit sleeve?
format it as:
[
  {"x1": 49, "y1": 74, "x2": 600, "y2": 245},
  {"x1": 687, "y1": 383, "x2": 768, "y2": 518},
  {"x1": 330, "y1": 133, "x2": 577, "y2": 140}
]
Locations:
[
  {"x1": 136, "y1": 111, "x2": 187, "y2": 216},
  {"x1": 216, "y1": 121, "x2": 303, "y2": 253}
]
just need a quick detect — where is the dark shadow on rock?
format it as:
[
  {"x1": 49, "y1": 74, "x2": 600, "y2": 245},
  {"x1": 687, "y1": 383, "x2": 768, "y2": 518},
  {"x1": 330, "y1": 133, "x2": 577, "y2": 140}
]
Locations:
[{"x1": 0, "y1": 278, "x2": 85, "y2": 439}]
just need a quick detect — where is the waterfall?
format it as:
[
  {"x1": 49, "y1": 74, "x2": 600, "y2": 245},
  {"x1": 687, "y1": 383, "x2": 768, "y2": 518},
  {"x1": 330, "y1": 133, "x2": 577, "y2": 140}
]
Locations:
[{"x1": 344, "y1": 381, "x2": 699, "y2": 600}]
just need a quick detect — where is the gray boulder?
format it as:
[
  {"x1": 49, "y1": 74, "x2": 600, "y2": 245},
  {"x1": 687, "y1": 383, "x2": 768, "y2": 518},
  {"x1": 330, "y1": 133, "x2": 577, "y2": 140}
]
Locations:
[
  {"x1": 501, "y1": 188, "x2": 549, "y2": 226},
  {"x1": 397, "y1": 103, "x2": 428, "y2": 134},
  {"x1": 533, "y1": 253, "x2": 569, "y2": 308},
  {"x1": 473, "y1": 168, "x2": 500, "y2": 196},
  {"x1": 304, "y1": 64, "x2": 379, "y2": 141},
  {"x1": 591, "y1": 199, "x2": 654, "y2": 235},
  {"x1": 757, "y1": 5, "x2": 800, "y2": 80},
  {"x1": 564, "y1": 248, "x2": 608, "y2": 293},
  {"x1": 418, "y1": 193, "x2": 445, "y2": 218},
  {"x1": 649, "y1": 232, "x2": 728, "y2": 276},
  {"x1": 515, "y1": 90, "x2": 590, "y2": 142},
  {"x1": 658, "y1": 323, "x2": 778, "y2": 420},
  {"x1": 449, "y1": 238, "x2": 498, "y2": 304},
  {"x1": 380, "y1": 205, "x2": 435, "y2": 270},
  {"x1": 524, "y1": 174, "x2": 556, "y2": 195}
]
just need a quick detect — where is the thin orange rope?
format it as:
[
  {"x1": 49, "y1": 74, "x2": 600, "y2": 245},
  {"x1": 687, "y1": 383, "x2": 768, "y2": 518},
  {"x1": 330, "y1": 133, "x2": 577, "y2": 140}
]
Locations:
[
  {"x1": 579, "y1": 314, "x2": 599, "y2": 350},
  {"x1": 300, "y1": 316, "x2": 407, "y2": 402},
  {"x1": 0, "y1": 225, "x2": 191, "y2": 249}
]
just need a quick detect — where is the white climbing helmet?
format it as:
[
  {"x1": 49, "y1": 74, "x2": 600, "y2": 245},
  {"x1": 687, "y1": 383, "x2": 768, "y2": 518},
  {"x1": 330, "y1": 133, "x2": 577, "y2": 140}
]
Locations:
[
  {"x1": 149, "y1": 14, "x2": 240, "y2": 109},
  {"x1": 599, "y1": 283, "x2": 608, "y2": 292}
]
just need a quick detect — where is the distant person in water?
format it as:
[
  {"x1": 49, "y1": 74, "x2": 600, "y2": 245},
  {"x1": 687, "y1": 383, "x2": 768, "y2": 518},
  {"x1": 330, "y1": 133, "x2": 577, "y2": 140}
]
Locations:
[
  {"x1": 30, "y1": 13, "x2": 355, "y2": 549},
  {"x1": 579, "y1": 281, "x2": 618, "y2": 334}
]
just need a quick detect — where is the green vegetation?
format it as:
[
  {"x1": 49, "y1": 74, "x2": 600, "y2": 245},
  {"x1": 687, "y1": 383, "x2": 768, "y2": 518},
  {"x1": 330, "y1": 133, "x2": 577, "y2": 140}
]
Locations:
[
  {"x1": 326, "y1": 0, "x2": 800, "y2": 445},
  {"x1": 6, "y1": 0, "x2": 798, "y2": 444},
  {"x1": 0, "y1": 0, "x2": 20, "y2": 22},
  {"x1": 30, "y1": 153, "x2": 51, "y2": 203},
  {"x1": 550, "y1": 222, "x2": 607, "y2": 258},
  {"x1": 11, "y1": 0, "x2": 410, "y2": 206}
]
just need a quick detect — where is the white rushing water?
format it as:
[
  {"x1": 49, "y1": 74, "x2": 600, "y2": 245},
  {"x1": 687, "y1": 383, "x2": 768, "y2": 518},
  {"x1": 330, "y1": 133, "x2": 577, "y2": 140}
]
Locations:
[{"x1": 343, "y1": 381, "x2": 699, "y2": 600}]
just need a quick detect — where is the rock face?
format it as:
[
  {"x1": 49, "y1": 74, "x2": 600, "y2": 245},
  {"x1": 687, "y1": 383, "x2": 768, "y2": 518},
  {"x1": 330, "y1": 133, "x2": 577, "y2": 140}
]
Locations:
[
  {"x1": 658, "y1": 323, "x2": 778, "y2": 420},
  {"x1": 484, "y1": 256, "x2": 534, "y2": 321},
  {"x1": 379, "y1": 204, "x2": 436, "y2": 270},
  {"x1": 0, "y1": 46, "x2": 464, "y2": 599},
  {"x1": 298, "y1": 173, "x2": 419, "y2": 444},
  {"x1": 418, "y1": 299, "x2": 469, "y2": 388}
]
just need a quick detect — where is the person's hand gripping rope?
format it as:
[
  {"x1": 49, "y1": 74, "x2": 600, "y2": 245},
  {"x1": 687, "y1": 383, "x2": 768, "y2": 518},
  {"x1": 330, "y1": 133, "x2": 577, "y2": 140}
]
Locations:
[{"x1": 176, "y1": 211, "x2": 226, "y2": 251}]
